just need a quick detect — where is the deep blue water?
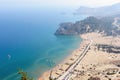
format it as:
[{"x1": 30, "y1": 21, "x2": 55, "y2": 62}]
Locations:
[{"x1": 0, "y1": 8, "x2": 87, "y2": 80}]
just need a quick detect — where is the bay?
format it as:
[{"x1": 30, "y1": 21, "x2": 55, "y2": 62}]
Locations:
[{"x1": 0, "y1": 8, "x2": 87, "y2": 80}]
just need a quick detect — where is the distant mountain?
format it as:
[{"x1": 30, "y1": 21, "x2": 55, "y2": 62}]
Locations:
[
  {"x1": 55, "y1": 15, "x2": 120, "y2": 36},
  {"x1": 74, "y1": 3, "x2": 120, "y2": 16}
]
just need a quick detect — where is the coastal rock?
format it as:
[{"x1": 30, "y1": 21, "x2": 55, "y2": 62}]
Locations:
[{"x1": 55, "y1": 16, "x2": 115, "y2": 36}]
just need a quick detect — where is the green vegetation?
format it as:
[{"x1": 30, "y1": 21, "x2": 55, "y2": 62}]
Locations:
[{"x1": 18, "y1": 69, "x2": 34, "y2": 80}]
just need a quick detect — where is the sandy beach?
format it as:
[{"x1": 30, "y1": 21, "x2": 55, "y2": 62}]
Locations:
[{"x1": 39, "y1": 32, "x2": 120, "y2": 80}]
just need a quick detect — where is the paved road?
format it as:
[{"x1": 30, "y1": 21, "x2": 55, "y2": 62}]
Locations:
[{"x1": 57, "y1": 40, "x2": 92, "y2": 80}]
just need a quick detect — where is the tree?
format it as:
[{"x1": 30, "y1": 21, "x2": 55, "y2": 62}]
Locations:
[
  {"x1": 88, "y1": 76, "x2": 100, "y2": 80},
  {"x1": 18, "y1": 68, "x2": 34, "y2": 80}
]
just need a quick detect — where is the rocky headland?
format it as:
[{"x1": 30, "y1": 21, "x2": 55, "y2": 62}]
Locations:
[{"x1": 55, "y1": 16, "x2": 120, "y2": 36}]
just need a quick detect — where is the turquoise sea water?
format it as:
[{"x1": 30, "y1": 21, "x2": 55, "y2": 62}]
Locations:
[{"x1": 0, "y1": 8, "x2": 87, "y2": 80}]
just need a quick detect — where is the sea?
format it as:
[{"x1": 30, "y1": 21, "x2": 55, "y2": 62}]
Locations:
[{"x1": 0, "y1": 7, "x2": 87, "y2": 80}]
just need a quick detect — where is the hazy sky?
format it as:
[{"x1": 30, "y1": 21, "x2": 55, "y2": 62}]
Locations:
[{"x1": 0, "y1": 0, "x2": 120, "y2": 8}]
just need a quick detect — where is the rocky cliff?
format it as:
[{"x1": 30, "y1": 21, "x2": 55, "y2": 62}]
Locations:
[{"x1": 55, "y1": 16, "x2": 116, "y2": 36}]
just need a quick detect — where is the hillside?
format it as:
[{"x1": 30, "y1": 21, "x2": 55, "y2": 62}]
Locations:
[
  {"x1": 55, "y1": 16, "x2": 120, "y2": 36},
  {"x1": 74, "y1": 3, "x2": 120, "y2": 16}
]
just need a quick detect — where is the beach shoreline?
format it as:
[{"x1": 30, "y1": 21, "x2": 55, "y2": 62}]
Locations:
[
  {"x1": 38, "y1": 34, "x2": 86, "y2": 80},
  {"x1": 39, "y1": 32, "x2": 120, "y2": 80}
]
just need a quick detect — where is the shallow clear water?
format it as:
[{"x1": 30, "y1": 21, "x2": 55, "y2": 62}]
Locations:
[{"x1": 0, "y1": 8, "x2": 87, "y2": 80}]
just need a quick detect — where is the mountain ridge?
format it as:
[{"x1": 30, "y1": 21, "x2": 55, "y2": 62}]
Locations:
[
  {"x1": 74, "y1": 3, "x2": 120, "y2": 17},
  {"x1": 55, "y1": 16, "x2": 120, "y2": 36}
]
